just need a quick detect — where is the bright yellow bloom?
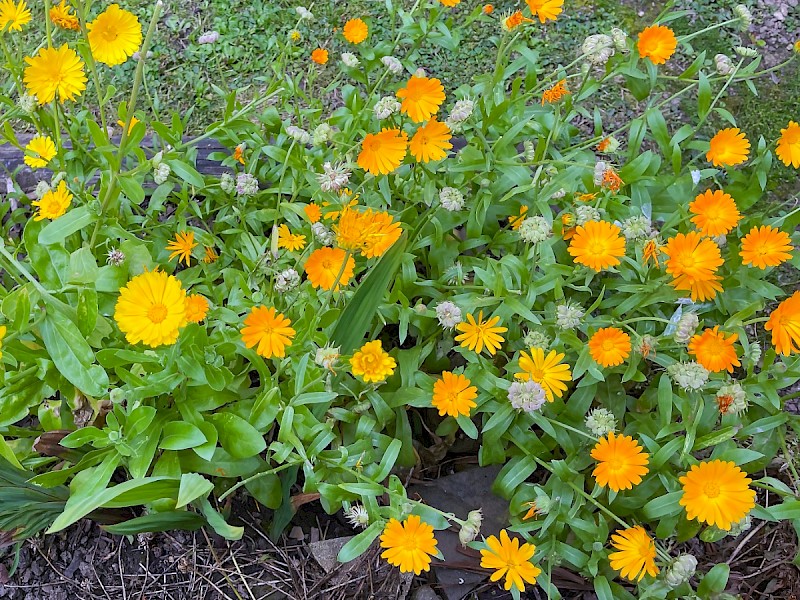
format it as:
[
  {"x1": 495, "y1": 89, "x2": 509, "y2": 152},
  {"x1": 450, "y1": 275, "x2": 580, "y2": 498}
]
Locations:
[
  {"x1": 350, "y1": 340, "x2": 396, "y2": 383},
  {"x1": 185, "y1": 294, "x2": 209, "y2": 323},
  {"x1": 688, "y1": 326, "x2": 740, "y2": 373},
  {"x1": 24, "y1": 45, "x2": 87, "y2": 104},
  {"x1": 334, "y1": 207, "x2": 402, "y2": 258},
  {"x1": 240, "y1": 306, "x2": 295, "y2": 359},
  {"x1": 0, "y1": 325, "x2": 5, "y2": 360},
  {"x1": 526, "y1": 0, "x2": 562, "y2": 23},
  {"x1": 541, "y1": 79, "x2": 570, "y2": 105},
  {"x1": 480, "y1": 530, "x2": 542, "y2": 592},
  {"x1": 409, "y1": 118, "x2": 452, "y2": 163},
  {"x1": 203, "y1": 246, "x2": 219, "y2": 264},
  {"x1": 166, "y1": 231, "x2": 197, "y2": 266},
  {"x1": 662, "y1": 232, "x2": 724, "y2": 301},
  {"x1": 357, "y1": 128, "x2": 408, "y2": 175},
  {"x1": 591, "y1": 432, "x2": 649, "y2": 491},
  {"x1": 776, "y1": 121, "x2": 800, "y2": 168},
  {"x1": 679, "y1": 460, "x2": 756, "y2": 530},
  {"x1": 24, "y1": 136, "x2": 57, "y2": 169},
  {"x1": 438, "y1": 0, "x2": 460, "y2": 5},
  {"x1": 766, "y1": 291, "x2": 800, "y2": 355},
  {"x1": 689, "y1": 189, "x2": 741, "y2": 237},
  {"x1": 501, "y1": 10, "x2": 533, "y2": 31},
  {"x1": 0, "y1": 0, "x2": 30, "y2": 32},
  {"x1": 589, "y1": 327, "x2": 631, "y2": 367},
  {"x1": 455, "y1": 311, "x2": 507, "y2": 356},
  {"x1": 509, "y1": 206, "x2": 528, "y2": 230},
  {"x1": 277, "y1": 224, "x2": 306, "y2": 252},
  {"x1": 707, "y1": 128, "x2": 750, "y2": 167},
  {"x1": 311, "y1": 48, "x2": 328, "y2": 64},
  {"x1": 515, "y1": 348, "x2": 572, "y2": 401},
  {"x1": 568, "y1": 220, "x2": 626, "y2": 271},
  {"x1": 636, "y1": 24, "x2": 677, "y2": 65},
  {"x1": 114, "y1": 270, "x2": 188, "y2": 347},
  {"x1": 304, "y1": 203, "x2": 322, "y2": 223},
  {"x1": 343, "y1": 18, "x2": 368, "y2": 43},
  {"x1": 49, "y1": 1, "x2": 79, "y2": 30},
  {"x1": 304, "y1": 247, "x2": 355, "y2": 291},
  {"x1": 609, "y1": 526, "x2": 659, "y2": 581},
  {"x1": 432, "y1": 371, "x2": 478, "y2": 417},
  {"x1": 32, "y1": 180, "x2": 72, "y2": 221},
  {"x1": 740, "y1": 225, "x2": 793, "y2": 269},
  {"x1": 117, "y1": 116, "x2": 140, "y2": 134},
  {"x1": 396, "y1": 75, "x2": 446, "y2": 123},
  {"x1": 87, "y1": 4, "x2": 142, "y2": 66},
  {"x1": 380, "y1": 515, "x2": 438, "y2": 575}
]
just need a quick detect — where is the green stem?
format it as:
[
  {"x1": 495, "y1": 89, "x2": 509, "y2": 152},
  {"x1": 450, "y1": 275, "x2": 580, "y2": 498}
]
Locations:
[
  {"x1": 43, "y1": 0, "x2": 53, "y2": 46},
  {"x1": 543, "y1": 416, "x2": 597, "y2": 442},
  {"x1": 779, "y1": 430, "x2": 800, "y2": 493},
  {"x1": 752, "y1": 481, "x2": 800, "y2": 499},
  {"x1": 0, "y1": 244, "x2": 50, "y2": 297},
  {"x1": 75, "y1": 0, "x2": 108, "y2": 133},
  {"x1": 217, "y1": 460, "x2": 302, "y2": 502},
  {"x1": 677, "y1": 18, "x2": 740, "y2": 44}
]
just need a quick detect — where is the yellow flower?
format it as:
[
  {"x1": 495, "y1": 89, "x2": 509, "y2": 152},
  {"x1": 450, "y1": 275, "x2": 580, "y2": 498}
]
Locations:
[
  {"x1": 591, "y1": 432, "x2": 649, "y2": 492},
  {"x1": 662, "y1": 232, "x2": 724, "y2": 301},
  {"x1": 740, "y1": 225, "x2": 793, "y2": 269},
  {"x1": 589, "y1": 327, "x2": 631, "y2": 368},
  {"x1": 541, "y1": 79, "x2": 570, "y2": 105},
  {"x1": 32, "y1": 180, "x2": 72, "y2": 221},
  {"x1": 166, "y1": 231, "x2": 197, "y2": 266},
  {"x1": 689, "y1": 189, "x2": 741, "y2": 237},
  {"x1": 409, "y1": 118, "x2": 453, "y2": 163},
  {"x1": 636, "y1": 24, "x2": 677, "y2": 65},
  {"x1": 277, "y1": 224, "x2": 307, "y2": 252},
  {"x1": 87, "y1": 4, "x2": 142, "y2": 66},
  {"x1": 776, "y1": 121, "x2": 800, "y2": 168},
  {"x1": 240, "y1": 306, "x2": 295, "y2": 359},
  {"x1": 350, "y1": 340, "x2": 396, "y2": 383},
  {"x1": 568, "y1": 220, "x2": 626, "y2": 271},
  {"x1": 454, "y1": 311, "x2": 507, "y2": 356},
  {"x1": 0, "y1": 0, "x2": 30, "y2": 32},
  {"x1": 311, "y1": 48, "x2": 329, "y2": 64},
  {"x1": 49, "y1": 1, "x2": 79, "y2": 30},
  {"x1": 688, "y1": 326, "x2": 740, "y2": 373},
  {"x1": 203, "y1": 246, "x2": 219, "y2": 264},
  {"x1": 0, "y1": 324, "x2": 5, "y2": 359},
  {"x1": 117, "y1": 116, "x2": 140, "y2": 134},
  {"x1": 514, "y1": 348, "x2": 572, "y2": 401},
  {"x1": 509, "y1": 206, "x2": 528, "y2": 230},
  {"x1": 679, "y1": 460, "x2": 756, "y2": 530},
  {"x1": 438, "y1": 0, "x2": 460, "y2": 5},
  {"x1": 609, "y1": 526, "x2": 659, "y2": 581},
  {"x1": 334, "y1": 207, "x2": 402, "y2": 258},
  {"x1": 432, "y1": 371, "x2": 478, "y2": 418},
  {"x1": 305, "y1": 247, "x2": 356, "y2": 291},
  {"x1": 343, "y1": 18, "x2": 368, "y2": 44},
  {"x1": 706, "y1": 128, "x2": 750, "y2": 167},
  {"x1": 24, "y1": 136, "x2": 57, "y2": 169},
  {"x1": 357, "y1": 128, "x2": 408, "y2": 175},
  {"x1": 24, "y1": 45, "x2": 87, "y2": 104},
  {"x1": 380, "y1": 515, "x2": 438, "y2": 575},
  {"x1": 114, "y1": 270, "x2": 188, "y2": 347},
  {"x1": 185, "y1": 294, "x2": 209, "y2": 323},
  {"x1": 525, "y1": 0, "x2": 562, "y2": 23},
  {"x1": 480, "y1": 530, "x2": 542, "y2": 592},
  {"x1": 396, "y1": 75, "x2": 446, "y2": 123},
  {"x1": 304, "y1": 203, "x2": 322, "y2": 223},
  {"x1": 766, "y1": 291, "x2": 800, "y2": 355}
]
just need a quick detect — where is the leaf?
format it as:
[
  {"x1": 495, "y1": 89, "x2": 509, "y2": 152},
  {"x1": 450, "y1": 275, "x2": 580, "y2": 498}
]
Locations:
[
  {"x1": 103, "y1": 511, "x2": 206, "y2": 535},
  {"x1": 160, "y1": 421, "x2": 207, "y2": 451},
  {"x1": 196, "y1": 498, "x2": 243, "y2": 540},
  {"x1": 697, "y1": 564, "x2": 730, "y2": 596},
  {"x1": 167, "y1": 159, "x2": 205, "y2": 187},
  {"x1": 0, "y1": 435, "x2": 23, "y2": 469},
  {"x1": 209, "y1": 413, "x2": 267, "y2": 458},
  {"x1": 642, "y1": 491, "x2": 683, "y2": 519},
  {"x1": 337, "y1": 521, "x2": 383, "y2": 563},
  {"x1": 176, "y1": 473, "x2": 214, "y2": 508},
  {"x1": 372, "y1": 439, "x2": 401, "y2": 482},
  {"x1": 245, "y1": 472, "x2": 282, "y2": 509},
  {"x1": 39, "y1": 207, "x2": 95, "y2": 245}
]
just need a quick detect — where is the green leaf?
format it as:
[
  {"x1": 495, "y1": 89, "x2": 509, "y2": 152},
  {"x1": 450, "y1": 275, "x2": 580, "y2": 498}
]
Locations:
[
  {"x1": 167, "y1": 159, "x2": 205, "y2": 187},
  {"x1": 0, "y1": 435, "x2": 23, "y2": 469},
  {"x1": 209, "y1": 413, "x2": 267, "y2": 458},
  {"x1": 372, "y1": 439, "x2": 401, "y2": 482},
  {"x1": 160, "y1": 421, "x2": 207, "y2": 450},
  {"x1": 176, "y1": 473, "x2": 214, "y2": 508},
  {"x1": 103, "y1": 511, "x2": 205, "y2": 535},
  {"x1": 642, "y1": 491, "x2": 683, "y2": 519},
  {"x1": 197, "y1": 498, "x2": 243, "y2": 540},
  {"x1": 245, "y1": 472, "x2": 282, "y2": 509},
  {"x1": 39, "y1": 206, "x2": 95, "y2": 245},
  {"x1": 697, "y1": 564, "x2": 729, "y2": 596},
  {"x1": 337, "y1": 521, "x2": 383, "y2": 563}
]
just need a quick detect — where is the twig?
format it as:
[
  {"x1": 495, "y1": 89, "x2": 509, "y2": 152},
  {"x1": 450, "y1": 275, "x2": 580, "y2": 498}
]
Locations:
[{"x1": 726, "y1": 521, "x2": 768, "y2": 565}]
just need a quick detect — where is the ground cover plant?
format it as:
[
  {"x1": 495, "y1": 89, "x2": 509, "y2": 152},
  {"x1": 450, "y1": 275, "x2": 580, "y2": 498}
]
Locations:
[{"x1": 1, "y1": 0, "x2": 800, "y2": 597}]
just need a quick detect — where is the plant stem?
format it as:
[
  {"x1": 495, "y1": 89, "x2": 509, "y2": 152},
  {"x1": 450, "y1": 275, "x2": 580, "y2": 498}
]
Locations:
[
  {"x1": 217, "y1": 460, "x2": 302, "y2": 502},
  {"x1": 75, "y1": 0, "x2": 108, "y2": 132}
]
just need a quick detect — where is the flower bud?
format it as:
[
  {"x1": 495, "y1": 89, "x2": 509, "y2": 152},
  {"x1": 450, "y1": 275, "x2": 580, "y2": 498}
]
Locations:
[
  {"x1": 664, "y1": 554, "x2": 697, "y2": 588},
  {"x1": 523, "y1": 330, "x2": 550, "y2": 350},
  {"x1": 734, "y1": 46, "x2": 758, "y2": 58},
  {"x1": 667, "y1": 361, "x2": 709, "y2": 391},
  {"x1": 611, "y1": 28, "x2": 628, "y2": 52},
  {"x1": 220, "y1": 172, "x2": 235, "y2": 194},
  {"x1": 585, "y1": 408, "x2": 616, "y2": 436},
  {"x1": 715, "y1": 54, "x2": 736, "y2": 76},
  {"x1": 459, "y1": 509, "x2": 482, "y2": 547},
  {"x1": 673, "y1": 312, "x2": 699, "y2": 344},
  {"x1": 733, "y1": 5, "x2": 753, "y2": 30},
  {"x1": 518, "y1": 216, "x2": 552, "y2": 244}
]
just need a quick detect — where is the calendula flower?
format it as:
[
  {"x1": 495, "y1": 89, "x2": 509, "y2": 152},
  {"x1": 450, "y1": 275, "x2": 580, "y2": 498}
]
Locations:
[
  {"x1": 601, "y1": 168, "x2": 623, "y2": 191},
  {"x1": 597, "y1": 136, "x2": 620, "y2": 153},
  {"x1": 609, "y1": 526, "x2": 659, "y2": 581},
  {"x1": 232, "y1": 144, "x2": 245, "y2": 165},
  {"x1": 304, "y1": 203, "x2": 322, "y2": 223},
  {"x1": 117, "y1": 116, "x2": 140, "y2": 134},
  {"x1": 357, "y1": 128, "x2": 408, "y2": 175},
  {"x1": 716, "y1": 382, "x2": 748, "y2": 415},
  {"x1": 49, "y1": 0, "x2": 79, "y2": 30},
  {"x1": 305, "y1": 247, "x2": 355, "y2": 291},
  {"x1": 409, "y1": 119, "x2": 453, "y2": 163},
  {"x1": 0, "y1": 0, "x2": 30, "y2": 31},
  {"x1": 776, "y1": 121, "x2": 800, "y2": 168},
  {"x1": 480, "y1": 530, "x2": 542, "y2": 592},
  {"x1": 541, "y1": 79, "x2": 570, "y2": 105},
  {"x1": 501, "y1": 10, "x2": 533, "y2": 31},
  {"x1": 515, "y1": 348, "x2": 572, "y2": 401},
  {"x1": 740, "y1": 225, "x2": 793, "y2": 269},
  {"x1": 351, "y1": 340, "x2": 396, "y2": 382},
  {"x1": 185, "y1": 294, "x2": 209, "y2": 323},
  {"x1": 591, "y1": 432, "x2": 649, "y2": 491},
  {"x1": 114, "y1": 270, "x2": 188, "y2": 347},
  {"x1": 277, "y1": 224, "x2": 306, "y2": 252},
  {"x1": 455, "y1": 311, "x2": 507, "y2": 355},
  {"x1": 311, "y1": 48, "x2": 329, "y2": 64},
  {"x1": 0, "y1": 325, "x2": 5, "y2": 360},
  {"x1": 24, "y1": 45, "x2": 87, "y2": 104},
  {"x1": 343, "y1": 18, "x2": 368, "y2": 43},
  {"x1": 240, "y1": 306, "x2": 295, "y2": 359},
  {"x1": 636, "y1": 24, "x2": 677, "y2": 65},
  {"x1": 432, "y1": 371, "x2": 478, "y2": 417},
  {"x1": 568, "y1": 220, "x2": 626, "y2": 271},
  {"x1": 689, "y1": 189, "x2": 741, "y2": 236},
  {"x1": 438, "y1": 0, "x2": 460, "y2": 5},
  {"x1": 380, "y1": 515, "x2": 438, "y2": 575},
  {"x1": 396, "y1": 75, "x2": 446, "y2": 123},
  {"x1": 166, "y1": 231, "x2": 197, "y2": 266},
  {"x1": 707, "y1": 128, "x2": 750, "y2": 167},
  {"x1": 509, "y1": 206, "x2": 528, "y2": 230},
  {"x1": 483, "y1": 4, "x2": 494, "y2": 13},
  {"x1": 688, "y1": 326, "x2": 740, "y2": 373},
  {"x1": 203, "y1": 246, "x2": 219, "y2": 264},
  {"x1": 679, "y1": 460, "x2": 756, "y2": 530},
  {"x1": 334, "y1": 207, "x2": 402, "y2": 258},
  {"x1": 23, "y1": 136, "x2": 57, "y2": 169},
  {"x1": 589, "y1": 327, "x2": 631, "y2": 367},
  {"x1": 642, "y1": 239, "x2": 664, "y2": 267},
  {"x1": 32, "y1": 180, "x2": 71, "y2": 221},
  {"x1": 766, "y1": 291, "x2": 800, "y2": 355},
  {"x1": 526, "y1": 0, "x2": 562, "y2": 22},
  {"x1": 662, "y1": 232, "x2": 724, "y2": 301},
  {"x1": 87, "y1": 4, "x2": 142, "y2": 66}
]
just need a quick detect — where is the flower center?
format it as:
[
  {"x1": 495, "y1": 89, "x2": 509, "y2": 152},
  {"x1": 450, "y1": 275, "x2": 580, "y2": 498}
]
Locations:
[
  {"x1": 147, "y1": 304, "x2": 168, "y2": 324},
  {"x1": 601, "y1": 340, "x2": 616, "y2": 352},
  {"x1": 365, "y1": 139, "x2": 382, "y2": 152},
  {"x1": 589, "y1": 241, "x2": 608, "y2": 255},
  {"x1": 703, "y1": 482, "x2": 721, "y2": 499},
  {"x1": 607, "y1": 457, "x2": 625, "y2": 471},
  {"x1": 100, "y1": 25, "x2": 119, "y2": 43},
  {"x1": 418, "y1": 134, "x2": 429, "y2": 145},
  {"x1": 529, "y1": 367, "x2": 545, "y2": 380}
]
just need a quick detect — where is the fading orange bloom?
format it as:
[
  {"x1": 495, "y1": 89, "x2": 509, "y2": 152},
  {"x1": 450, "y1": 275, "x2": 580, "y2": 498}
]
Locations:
[
  {"x1": 233, "y1": 144, "x2": 245, "y2": 165},
  {"x1": 602, "y1": 168, "x2": 623, "y2": 191},
  {"x1": 509, "y1": 206, "x2": 528, "y2": 230},
  {"x1": 541, "y1": 79, "x2": 570, "y2": 105},
  {"x1": 597, "y1": 138, "x2": 612, "y2": 152},
  {"x1": 576, "y1": 192, "x2": 598, "y2": 202},
  {"x1": 716, "y1": 394, "x2": 733, "y2": 414},
  {"x1": 522, "y1": 502, "x2": 538, "y2": 520},
  {"x1": 642, "y1": 239, "x2": 664, "y2": 267},
  {"x1": 502, "y1": 10, "x2": 533, "y2": 31}
]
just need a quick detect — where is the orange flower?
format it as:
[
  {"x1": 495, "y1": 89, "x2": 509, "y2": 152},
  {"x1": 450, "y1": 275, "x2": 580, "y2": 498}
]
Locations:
[
  {"x1": 662, "y1": 232, "x2": 724, "y2": 301},
  {"x1": 766, "y1": 291, "x2": 800, "y2": 355},
  {"x1": 526, "y1": 0, "x2": 563, "y2": 23},
  {"x1": 637, "y1": 24, "x2": 677, "y2": 65},
  {"x1": 304, "y1": 203, "x2": 322, "y2": 223},
  {"x1": 409, "y1": 118, "x2": 452, "y2": 163},
  {"x1": 396, "y1": 75, "x2": 446, "y2": 123},
  {"x1": 357, "y1": 128, "x2": 408, "y2": 175},
  {"x1": 343, "y1": 18, "x2": 368, "y2": 44},
  {"x1": 483, "y1": 4, "x2": 494, "y2": 14},
  {"x1": 232, "y1": 145, "x2": 245, "y2": 165},
  {"x1": 597, "y1": 138, "x2": 612, "y2": 152},
  {"x1": 707, "y1": 128, "x2": 750, "y2": 167},
  {"x1": 776, "y1": 121, "x2": 800, "y2": 168},
  {"x1": 541, "y1": 79, "x2": 570, "y2": 105},
  {"x1": 601, "y1": 168, "x2": 623, "y2": 191},
  {"x1": 740, "y1": 225, "x2": 793, "y2": 269},
  {"x1": 509, "y1": 206, "x2": 528, "y2": 230},
  {"x1": 185, "y1": 294, "x2": 209, "y2": 323},
  {"x1": 311, "y1": 48, "x2": 329, "y2": 64},
  {"x1": 589, "y1": 327, "x2": 631, "y2": 368},
  {"x1": 304, "y1": 247, "x2": 356, "y2": 291},
  {"x1": 166, "y1": 231, "x2": 197, "y2": 266},
  {"x1": 567, "y1": 220, "x2": 626, "y2": 271},
  {"x1": 591, "y1": 432, "x2": 649, "y2": 491},
  {"x1": 689, "y1": 189, "x2": 741, "y2": 237},
  {"x1": 642, "y1": 239, "x2": 664, "y2": 267},
  {"x1": 502, "y1": 10, "x2": 533, "y2": 31},
  {"x1": 688, "y1": 326, "x2": 740, "y2": 373},
  {"x1": 240, "y1": 306, "x2": 295, "y2": 359},
  {"x1": 576, "y1": 192, "x2": 597, "y2": 202}
]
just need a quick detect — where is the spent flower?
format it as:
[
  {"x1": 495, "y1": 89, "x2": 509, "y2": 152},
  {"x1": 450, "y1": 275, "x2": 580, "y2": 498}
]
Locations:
[
  {"x1": 518, "y1": 216, "x2": 551, "y2": 244},
  {"x1": 667, "y1": 361, "x2": 709, "y2": 391},
  {"x1": 439, "y1": 187, "x2": 465, "y2": 211},
  {"x1": 236, "y1": 173, "x2": 259, "y2": 196},
  {"x1": 585, "y1": 408, "x2": 616, "y2": 436},
  {"x1": 435, "y1": 301, "x2": 462, "y2": 329},
  {"x1": 556, "y1": 302, "x2": 584, "y2": 330},
  {"x1": 508, "y1": 380, "x2": 547, "y2": 413}
]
